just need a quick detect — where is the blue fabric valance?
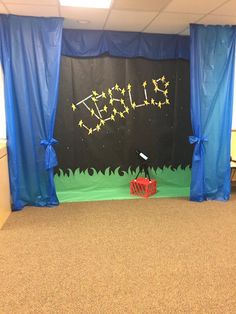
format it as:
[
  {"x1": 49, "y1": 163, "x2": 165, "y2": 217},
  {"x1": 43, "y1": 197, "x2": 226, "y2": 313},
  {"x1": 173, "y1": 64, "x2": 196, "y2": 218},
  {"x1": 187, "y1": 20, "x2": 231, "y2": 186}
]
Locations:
[{"x1": 62, "y1": 29, "x2": 190, "y2": 60}]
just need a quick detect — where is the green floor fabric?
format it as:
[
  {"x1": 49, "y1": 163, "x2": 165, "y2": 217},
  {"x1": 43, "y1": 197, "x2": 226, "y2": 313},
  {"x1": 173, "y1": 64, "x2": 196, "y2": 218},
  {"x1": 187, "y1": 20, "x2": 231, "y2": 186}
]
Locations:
[{"x1": 54, "y1": 166, "x2": 191, "y2": 202}]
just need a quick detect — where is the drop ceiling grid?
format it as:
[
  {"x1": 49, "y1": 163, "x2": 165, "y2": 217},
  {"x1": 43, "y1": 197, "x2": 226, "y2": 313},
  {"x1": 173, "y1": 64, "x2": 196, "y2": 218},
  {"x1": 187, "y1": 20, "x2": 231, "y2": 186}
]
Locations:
[
  {"x1": 163, "y1": 0, "x2": 230, "y2": 14},
  {"x1": 4, "y1": 4, "x2": 60, "y2": 17},
  {"x1": 61, "y1": 7, "x2": 109, "y2": 29},
  {"x1": 0, "y1": 0, "x2": 236, "y2": 33},
  {"x1": 211, "y1": 0, "x2": 236, "y2": 16},
  {"x1": 145, "y1": 12, "x2": 203, "y2": 34},
  {"x1": 105, "y1": 10, "x2": 158, "y2": 32},
  {"x1": 112, "y1": 0, "x2": 172, "y2": 12}
]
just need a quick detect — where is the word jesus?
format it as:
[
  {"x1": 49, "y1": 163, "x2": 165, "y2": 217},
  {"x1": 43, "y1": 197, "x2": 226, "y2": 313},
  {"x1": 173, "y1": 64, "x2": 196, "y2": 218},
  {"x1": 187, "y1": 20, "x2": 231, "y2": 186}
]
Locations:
[{"x1": 71, "y1": 76, "x2": 170, "y2": 135}]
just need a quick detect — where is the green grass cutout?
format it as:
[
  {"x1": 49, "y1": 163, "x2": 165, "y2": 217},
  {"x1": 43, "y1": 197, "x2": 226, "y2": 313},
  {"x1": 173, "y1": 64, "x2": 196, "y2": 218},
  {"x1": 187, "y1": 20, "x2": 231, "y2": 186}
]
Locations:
[{"x1": 54, "y1": 166, "x2": 191, "y2": 203}]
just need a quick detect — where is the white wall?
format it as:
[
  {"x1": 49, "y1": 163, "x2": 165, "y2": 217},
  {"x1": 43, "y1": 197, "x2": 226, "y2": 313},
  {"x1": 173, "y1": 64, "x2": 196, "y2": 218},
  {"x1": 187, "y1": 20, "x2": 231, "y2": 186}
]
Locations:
[{"x1": 0, "y1": 64, "x2": 6, "y2": 139}]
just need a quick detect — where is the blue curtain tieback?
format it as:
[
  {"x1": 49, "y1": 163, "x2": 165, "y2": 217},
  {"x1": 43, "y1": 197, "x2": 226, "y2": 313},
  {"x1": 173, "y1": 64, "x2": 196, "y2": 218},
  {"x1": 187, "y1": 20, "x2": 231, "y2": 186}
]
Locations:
[
  {"x1": 189, "y1": 135, "x2": 208, "y2": 161},
  {"x1": 41, "y1": 138, "x2": 58, "y2": 170}
]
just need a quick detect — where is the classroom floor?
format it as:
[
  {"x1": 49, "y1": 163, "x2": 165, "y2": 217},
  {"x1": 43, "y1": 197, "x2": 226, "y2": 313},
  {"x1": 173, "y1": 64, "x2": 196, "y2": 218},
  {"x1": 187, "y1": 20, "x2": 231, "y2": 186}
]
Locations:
[{"x1": 0, "y1": 191, "x2": 236, "y2": 313}]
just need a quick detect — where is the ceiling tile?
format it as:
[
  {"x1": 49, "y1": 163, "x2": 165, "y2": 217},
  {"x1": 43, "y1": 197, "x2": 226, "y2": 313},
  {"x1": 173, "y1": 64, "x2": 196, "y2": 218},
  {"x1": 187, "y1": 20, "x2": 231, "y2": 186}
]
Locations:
[
  {"x1": 145, "y1": 12, "x2": 202, "y2": 34},
  {"x1": 164, "y1": 0, "x2": 226, "y2": 14},
  {"x1": 6, "y1": 4, "x2": 59, "y2": 16},
  {"x1": 113, "y1": 0, "x2": 171, "y2": 12},
  {"x1": 198, "y1": 14, "x2": 236, "y2": 25},
  {"x1": 3, "y1": 0, "x2": 58, "y2": 4},
  {"x1": 105, "y1": 9, "x2": 157, "y2": 32},
  {"x1": 0, "y1": 4, "x2": 8, "y2": 13},
  {"x1": 61, "y1": 7, "x2": 108, "y2": 30},
  {"x1": 211, "y1": 0, "x2": 236, "y2": 16}
]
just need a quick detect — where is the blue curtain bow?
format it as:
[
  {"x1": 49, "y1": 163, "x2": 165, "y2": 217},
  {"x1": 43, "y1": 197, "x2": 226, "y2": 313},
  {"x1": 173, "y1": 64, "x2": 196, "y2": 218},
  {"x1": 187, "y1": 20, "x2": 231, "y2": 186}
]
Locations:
[
  {"x1": 189, "y1": 135, "x2": 208, "y2": 161},
  {"x1": 41, "y1": 138, "x2": 58, "y2": 170}
]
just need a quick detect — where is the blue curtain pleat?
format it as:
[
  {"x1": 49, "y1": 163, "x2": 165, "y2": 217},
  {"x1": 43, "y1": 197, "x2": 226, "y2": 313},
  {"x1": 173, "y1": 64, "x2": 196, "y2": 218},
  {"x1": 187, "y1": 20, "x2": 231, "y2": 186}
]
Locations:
[
  {"x1": 189, "y1": 24, "x2": 236, "y2": 201},
  {"x1": 0, "y1": 15, "x2": 63, "y2": 210},
  {"x1": 62, "y1": 29, "x2": 190, "y2": 60}
]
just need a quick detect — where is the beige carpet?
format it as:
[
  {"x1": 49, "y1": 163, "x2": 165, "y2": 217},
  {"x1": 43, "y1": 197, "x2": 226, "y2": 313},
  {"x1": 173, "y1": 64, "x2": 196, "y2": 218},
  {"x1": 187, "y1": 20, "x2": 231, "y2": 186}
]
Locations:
[{"x1": 1, "y1": 192, "x2": 236, "y2": 314}]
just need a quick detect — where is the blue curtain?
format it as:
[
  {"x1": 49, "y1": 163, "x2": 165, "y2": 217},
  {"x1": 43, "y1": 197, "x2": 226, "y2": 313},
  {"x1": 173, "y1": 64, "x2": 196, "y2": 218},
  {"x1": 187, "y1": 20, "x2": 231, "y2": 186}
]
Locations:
[
  {"x1": 62, "y1": 29, "x2": 190, "y2": 60},
  {"x1": 0, "y1": 15, "x2": 63, "y2": 210},
  {"x1": 190, "y1": 24, "x2": 236, "y2": 201}
]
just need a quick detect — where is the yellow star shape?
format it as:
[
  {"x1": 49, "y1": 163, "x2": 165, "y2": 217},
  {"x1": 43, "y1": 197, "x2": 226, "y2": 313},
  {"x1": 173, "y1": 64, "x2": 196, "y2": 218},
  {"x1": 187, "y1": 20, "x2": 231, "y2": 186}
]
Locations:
[
  {"x1": 161, "y1": 75, "x2": 165, "y2": 82},
  {"x1": 142, "y1": 81, "x2": 147, "y2": 88},
  {"x1": 92, "y1": 97, "x2": 97, "y2": 102},
  {"x1": 113, "y1": 108, "x2": 117, "y2": 115},
  {"x1": 96, "y1": 124, "x2": 101, "y2": 131},
  {"x1": 120, "y1": 99, "x2": 125, "y2": 105},
  {"x1": 166, "y1": 99, "x2": 170, "y2": 105},
  {"x1": 115, "y1": 83, "x2": 119, "y2": 91},
  {"x1": 111, "y1": 114, "x2": 115, "y2": 121},
  {"x1": 151, "y1": 98, "x2": 155, "y2": 105},
  {"x1": 163, "y1": 90, "x2": 168, "y2": 96},
  {"x1": 108, "y1": 88, "x2": 112, "y2": 96},
  {"x1": 88, "y1": 128, "x2": 93, "y2": 135},
  {"x1": 103, "y1": 105, "x2": 108, "y2": 112},
  {"x1": 100, "y1": 119, "x2": 105, "y2": 125},
  {"x1": 109, "y1": 98, "x2": 114, "y2": 105},
  {"x1": 165, "y1": 82, "x2": 170, "y2": 88},
  {"x1": 92, "y1": 90, "x2": 98, "y2": 96},
  {"x1": 78, "y1": 120, "x2": 83, "y2": 127},
  {"x1": 131, "y1": 102, "x2": 136, "y2": 109},
  {"x1": 121, "y1": 88, "x2": 126, "y2": 96},
  {"x1": 127, "y1": 83, "x2": 131, "y2": 91},
  {"x1": 158, "y1": 101, "x2": 162, "y2": 108},
  {"x1": 124, "y1": 106, "x2": 129, "y2": 113},
  {"x1": 71, "y1": 103, "x2": 76, "y2": 111},
  {"x1": 119, "y1": 112, "x2": 124, "y2": 118},
  {"x1": 144, "y1": 100, "x2": 150, "y2": 105},
  {"x1": 90, "y1": 109, "x2": 95, "y2": 116},
  {"x1": 102, "y1": 91, "x2": 106, "y2": 98}
]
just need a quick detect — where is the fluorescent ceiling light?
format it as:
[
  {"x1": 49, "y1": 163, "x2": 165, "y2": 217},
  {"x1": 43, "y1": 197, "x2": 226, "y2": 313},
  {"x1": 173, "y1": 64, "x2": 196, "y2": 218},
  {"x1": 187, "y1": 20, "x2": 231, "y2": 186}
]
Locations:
[{"x1": 59, "y1": 0, "x2": 112, "y2": 9}]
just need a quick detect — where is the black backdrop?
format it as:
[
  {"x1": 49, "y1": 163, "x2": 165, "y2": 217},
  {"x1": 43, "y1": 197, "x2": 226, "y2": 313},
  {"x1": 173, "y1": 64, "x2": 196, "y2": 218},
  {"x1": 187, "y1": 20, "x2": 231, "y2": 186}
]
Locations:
[{"x1": 55, "y1": 56, "x2": 192, "y2": 173}]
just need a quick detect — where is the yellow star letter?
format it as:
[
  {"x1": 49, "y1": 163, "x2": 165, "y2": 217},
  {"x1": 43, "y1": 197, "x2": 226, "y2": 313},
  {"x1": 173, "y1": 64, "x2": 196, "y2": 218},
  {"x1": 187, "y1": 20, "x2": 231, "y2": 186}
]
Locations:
[
  {"x1": 131, "y1": 102, "x2": 136, "y2": 109},
  {"x1": 92, "y1": 90, "x2": 98, "y2": 96},
  {"x1": 109, "y1": 98, "x2": 114, "y2": 105}
]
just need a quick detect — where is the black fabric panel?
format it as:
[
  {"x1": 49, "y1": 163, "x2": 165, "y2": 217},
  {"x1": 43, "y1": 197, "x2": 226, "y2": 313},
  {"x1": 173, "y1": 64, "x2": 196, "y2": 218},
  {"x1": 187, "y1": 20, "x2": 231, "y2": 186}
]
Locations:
[{"x1": 55, "y1": 56, "x2": 192, "y2": 173}]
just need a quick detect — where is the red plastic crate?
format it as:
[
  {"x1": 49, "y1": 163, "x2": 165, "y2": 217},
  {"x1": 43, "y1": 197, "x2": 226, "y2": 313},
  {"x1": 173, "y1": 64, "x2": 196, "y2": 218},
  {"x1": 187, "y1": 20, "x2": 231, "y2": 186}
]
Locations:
[{"x1": 130, "y1": 177, "x2": 157, "y2": 198}]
